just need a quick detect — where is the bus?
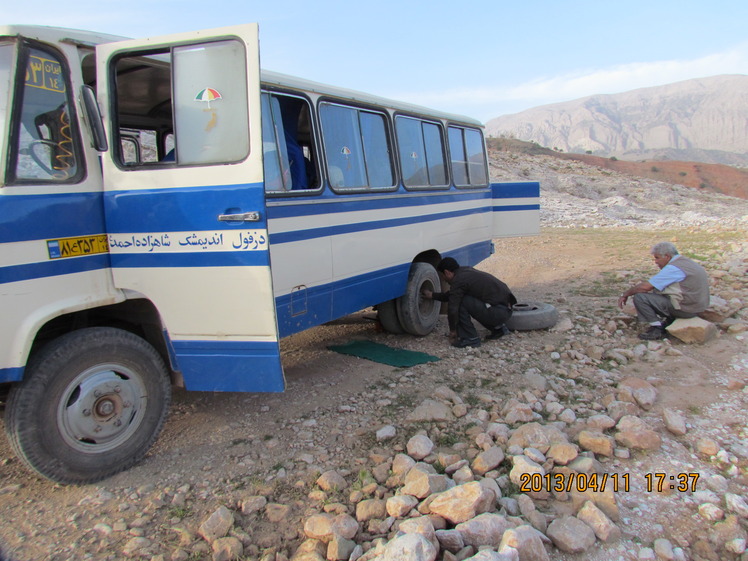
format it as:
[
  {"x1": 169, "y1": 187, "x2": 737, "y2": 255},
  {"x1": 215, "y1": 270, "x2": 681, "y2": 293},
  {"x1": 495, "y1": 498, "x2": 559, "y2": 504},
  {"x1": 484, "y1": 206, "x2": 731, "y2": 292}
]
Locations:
[{"x1": 0, "y1": 23, "x2": 540, "y2": 484}]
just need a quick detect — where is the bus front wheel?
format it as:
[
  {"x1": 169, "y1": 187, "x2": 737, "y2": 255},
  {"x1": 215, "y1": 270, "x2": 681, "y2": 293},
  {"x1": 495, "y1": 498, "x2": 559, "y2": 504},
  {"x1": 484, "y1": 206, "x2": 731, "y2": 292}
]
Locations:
[
  {"x1": 5, "y1": 327, "x2": 171, "y2": 484},
  {"x1": 397, "y1": 262, "x2": 441, "y2": 336}
]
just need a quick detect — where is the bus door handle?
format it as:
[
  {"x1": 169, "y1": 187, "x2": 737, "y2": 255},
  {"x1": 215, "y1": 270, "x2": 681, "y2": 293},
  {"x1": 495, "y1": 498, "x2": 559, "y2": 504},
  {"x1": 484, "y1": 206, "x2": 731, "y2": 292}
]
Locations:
[{"x1": 218, "y1": 211, "x2": 261, "y2": 223}]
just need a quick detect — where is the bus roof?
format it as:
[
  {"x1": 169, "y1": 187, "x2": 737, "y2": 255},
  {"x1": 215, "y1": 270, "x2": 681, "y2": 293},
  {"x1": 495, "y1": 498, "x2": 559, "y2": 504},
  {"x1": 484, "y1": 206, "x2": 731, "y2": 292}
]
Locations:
[{"x1": 1, "y1": 24, "x2": 483, "y2": 127}]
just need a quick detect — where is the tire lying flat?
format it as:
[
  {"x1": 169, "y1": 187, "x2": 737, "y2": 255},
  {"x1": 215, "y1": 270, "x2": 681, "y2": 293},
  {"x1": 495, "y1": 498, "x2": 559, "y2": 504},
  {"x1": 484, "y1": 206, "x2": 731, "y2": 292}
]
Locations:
[{"x1": 506, "y1": 302, "x2": 559, "y2": 331}]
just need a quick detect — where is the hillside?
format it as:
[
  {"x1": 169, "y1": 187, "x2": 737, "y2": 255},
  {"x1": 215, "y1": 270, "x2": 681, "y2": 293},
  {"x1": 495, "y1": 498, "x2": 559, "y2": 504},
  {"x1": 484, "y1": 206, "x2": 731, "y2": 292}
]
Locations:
[
  {"x1": 485, "y1": 75, "x2": 748, "y2": 166},
  {"x1": 488, "y1": 138, "x2": 748, "y2": 200}
]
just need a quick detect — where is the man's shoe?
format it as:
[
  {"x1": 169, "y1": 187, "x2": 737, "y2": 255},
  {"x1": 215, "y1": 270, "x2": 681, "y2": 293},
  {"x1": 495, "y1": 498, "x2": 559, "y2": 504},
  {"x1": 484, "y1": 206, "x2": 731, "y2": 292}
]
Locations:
[
  {"x1": 638, "y1": 326, "x2": 666, "y2": 340},
  {"x1": 486, "y1": 325, "x2": 510, "y2": 340},
  {"x1": 452, "y1": 337, "x2": 481, "y2": 348}
]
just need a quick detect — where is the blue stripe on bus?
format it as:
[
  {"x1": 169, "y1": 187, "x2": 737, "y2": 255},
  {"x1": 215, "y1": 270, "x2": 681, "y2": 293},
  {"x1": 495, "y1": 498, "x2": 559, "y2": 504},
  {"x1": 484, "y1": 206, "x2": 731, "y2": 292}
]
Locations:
[
  {"x1": 491, "y1": 182, "x2": 540, "y2": 198},
  {"x1": 492, "y1": 204, "x2": 541, "y2": 212},
  {"x1": 0, "y1": 253, "x2": 111, "y2": 284},
  {"x1": 270, "y1": 205, "x2": 490, "y2": 244},
  {"x1": 0, "y1": 366, "x2": 24, "y2": 383},
  {"x1": 266, "y1": 189, "x2": 491, "y2": 219},
  {"x1": 105, "y1": 251, "x2": 270, "y2": 269},
  {"x1": 171, "y1": 339, "x2": 284, "y2": 392},
  {"x1": 0, "y1": 191, "x2": 107, "y2": 243}
]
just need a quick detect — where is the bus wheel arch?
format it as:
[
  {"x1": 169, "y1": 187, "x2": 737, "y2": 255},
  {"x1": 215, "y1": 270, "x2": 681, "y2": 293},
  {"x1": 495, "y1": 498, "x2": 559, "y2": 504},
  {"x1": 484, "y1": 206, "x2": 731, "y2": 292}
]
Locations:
[
  {"x1": 396, "y1": 262, "x2": 441, "y2": 336},
  {"x1": 5, "y1": 327, "x2": 171, "y2": 484}
]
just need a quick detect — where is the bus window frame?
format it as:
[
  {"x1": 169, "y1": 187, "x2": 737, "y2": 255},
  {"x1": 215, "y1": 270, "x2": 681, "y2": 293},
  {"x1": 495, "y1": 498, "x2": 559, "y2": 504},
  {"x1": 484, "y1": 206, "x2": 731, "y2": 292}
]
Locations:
[
  {"x1": 5, "y1": 39, "x2": 86, "y2": 186},
  {"x1": 394, "y1": 113, "x2": 450, "y2": 191},
  {"x1": 261, "y1": 88, "x2": 324, "y2": 198},
  {"x1": 448, "y1": 123, "x2": 489, "y2": 189},
  {"x1": 317, "y1": 98, "x2": 398, "y2": 195}
]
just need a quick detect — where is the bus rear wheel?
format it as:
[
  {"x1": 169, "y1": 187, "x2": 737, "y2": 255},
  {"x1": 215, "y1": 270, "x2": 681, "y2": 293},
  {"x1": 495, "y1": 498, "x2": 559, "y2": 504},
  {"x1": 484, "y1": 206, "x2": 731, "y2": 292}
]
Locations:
[
  {"x1": 5, "y1": 327, "x2": 171, "y2": 484},
  {"x1": 377, "y1": 299, "x2": 405, "y2": 334},
  {"x1": 396, "y1": 262, "x2": 441, "y2": 336}
]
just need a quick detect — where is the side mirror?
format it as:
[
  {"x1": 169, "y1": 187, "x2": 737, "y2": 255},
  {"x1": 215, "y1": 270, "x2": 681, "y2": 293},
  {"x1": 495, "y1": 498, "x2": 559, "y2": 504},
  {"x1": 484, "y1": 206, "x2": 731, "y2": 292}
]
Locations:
[{"x1": 80, "y1": 85, "x2": 108, "y2": 152}]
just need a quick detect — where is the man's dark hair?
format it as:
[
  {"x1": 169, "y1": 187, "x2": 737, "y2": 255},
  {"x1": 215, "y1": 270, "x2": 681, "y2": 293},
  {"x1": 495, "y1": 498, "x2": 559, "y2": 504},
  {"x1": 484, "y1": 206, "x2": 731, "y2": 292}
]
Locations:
[{"x1": 436, "y1": 257, "x2": 459, "y2": 273}]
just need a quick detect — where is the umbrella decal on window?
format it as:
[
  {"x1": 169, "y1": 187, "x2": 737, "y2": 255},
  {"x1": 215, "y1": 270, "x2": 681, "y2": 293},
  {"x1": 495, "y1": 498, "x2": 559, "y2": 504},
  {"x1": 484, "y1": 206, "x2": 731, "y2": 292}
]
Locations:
[{"x1": 195, "y1": 87, "x2": 223, "y2": 108}]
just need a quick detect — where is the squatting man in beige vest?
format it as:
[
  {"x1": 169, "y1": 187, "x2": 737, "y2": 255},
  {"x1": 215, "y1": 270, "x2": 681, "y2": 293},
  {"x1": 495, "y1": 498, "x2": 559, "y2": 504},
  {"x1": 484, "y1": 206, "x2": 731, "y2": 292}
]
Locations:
[{"x1": 618, "y1": 242, "x2": 710, "y2": 340}]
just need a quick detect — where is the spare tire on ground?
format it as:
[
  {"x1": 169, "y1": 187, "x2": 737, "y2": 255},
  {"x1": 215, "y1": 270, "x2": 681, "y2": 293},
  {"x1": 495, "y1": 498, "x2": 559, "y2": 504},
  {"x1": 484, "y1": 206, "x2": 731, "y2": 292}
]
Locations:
[{"x1": 506, "y1": 302, "x2": 559, "y2": 331}]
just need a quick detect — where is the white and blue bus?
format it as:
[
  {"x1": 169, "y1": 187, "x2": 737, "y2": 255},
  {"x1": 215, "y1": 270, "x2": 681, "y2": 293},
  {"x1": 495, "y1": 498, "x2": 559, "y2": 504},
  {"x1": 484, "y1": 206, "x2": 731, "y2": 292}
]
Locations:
[{"x1": 0, "y1": 24, "x2": 539, "y2": 483}]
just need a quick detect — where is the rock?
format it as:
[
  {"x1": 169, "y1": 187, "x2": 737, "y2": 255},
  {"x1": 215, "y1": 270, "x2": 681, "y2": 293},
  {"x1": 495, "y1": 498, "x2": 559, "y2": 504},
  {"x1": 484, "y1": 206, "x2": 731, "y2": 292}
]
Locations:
[
  {"x1": 291, "y1": 539, "x2": 328, "y2": 561},
  {"x1": 695, "y1": 437, "x2": 720, "y2": 456},
  {"x1": 380, "y1": 533, "x2": 437, "y2": 561},
  {"x1": 472, "y1": 446, "x2": 505, "y2": 475},
  {"x1": 509, "y1": 455, "x2": 545, "y2": 486},
  {"x1": 392, "y1": 453, "x2": 417, "y2": 475},
  {"x1": 122, "y1": 537, "x2": 151, "y2": 557},
  {"x1": 406, "y1": 399, "x2": 455, "y2": 422},
  {"x1": 507, "y1": 422, "x2": 568, "y2": 453},
  {"x1": 407, "y1": 435, "x2": 435, "y2": 460},
  {"x1": 653, "y1": 538, "x2": 674, "y2": 561},
  {"x1": 429, "y1": 482, "x2": 496, "y2": 524},
  {"x1": 402, "y1": 463, "x2": 450, "y2": 499},
  {"x1": 666, "y1": 317, "x2": 718, "y2": 344},
  {"x1": 577, "y1": 430, "x2": 614, "y2": 456},
  {"x1": 198, "y1": 506, "x2": 234, "y2": 542},
  {"x1": 266, "y1": 503, "x2": 292, "y2": 523},
  {"x1": 546, "y1": 442, "x2": 578, "y2": 465},
  {"x1": 570, "y1": 486, "x2": 620, "y2": 521},
  {"x1": 586, "y1": 414, "x2": 616, "y2": 431},
  {"x1": 355, "y1": 498, "x2": 387, "y2": 522},
  {"x1": 435, "y1": 529, "x2": 465, "y2": 553},
  {"x1": 698, "y1": 503, "x2": 724, "y2": 521},
  {"x1": 546, "y1": 516, "x2": 596, "y2": 553},
  {"x1": 327, "y1": 535, "x2": 357, "y2": 561},
  {"x1": 725, "y1": 493, "x2": 748, "y2": 518},
  {"x1": 317, "y1": 470, "x2": 347, "y2": 491},
  {"x1": 399, "y1": 516, "x2": 439, "y2": 551},
  {"x1": 304, "y1": 513, "x2": 335, "y2": 542},
  {"x1": 504, "y1": 403, "x2": 536, "y2": 424},
  {"x1": 662, "y1": 409, "x2": 687, "y2": 436},
  {"x1": 376, "y1": 425, "x2": 397, "y2": 441},
  {"x1": 618, "y1": 377, "x2": 658, "y2": 410},
  {"x1": 615, "y1": 429, "x2": 661, "y2": 451},
  {"x1": 455, "y1": 513, "x2": 511, "y2": 548},
  {"x1": 576, "y1": 500, "x2": 620, "y2": 542},
  {"x1": 606, "y1": 400, "x2": 640, "y2": 421},
  {"x1": 498, "y1": 524, "x2": 551, "y2": 561},
  {"x1": 212, "y1": 536, "x2": 243, "y2": 561},
  {"x1": 386, "y1": 495, "x2": 419, "y2": 518},
  {"x1": 241, "y1": 495, "x2": 267, "y2": 515}
]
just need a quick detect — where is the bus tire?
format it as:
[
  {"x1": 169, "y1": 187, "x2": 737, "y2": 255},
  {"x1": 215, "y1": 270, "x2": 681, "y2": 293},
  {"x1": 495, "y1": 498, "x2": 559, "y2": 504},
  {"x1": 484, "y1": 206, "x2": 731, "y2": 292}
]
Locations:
[
  {"x1": 506, "y1": 302, "x2": 559, "y2": 331},
  {"x1": 396, "y1": 262, "x2": 441, "y2": 336},
  {"x1": 377, "y1": 299, "x2": 405, "y2": 334},
  {"x1": 5, "y1": 327, "x2": 171, "y2": 484}
]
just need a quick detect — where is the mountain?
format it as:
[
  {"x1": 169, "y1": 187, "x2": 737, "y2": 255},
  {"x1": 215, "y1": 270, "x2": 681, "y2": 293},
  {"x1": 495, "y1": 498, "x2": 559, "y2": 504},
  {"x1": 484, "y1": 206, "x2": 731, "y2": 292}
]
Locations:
[{"x1": 485, "y1": 75, "x2": 748, "y2": 166}]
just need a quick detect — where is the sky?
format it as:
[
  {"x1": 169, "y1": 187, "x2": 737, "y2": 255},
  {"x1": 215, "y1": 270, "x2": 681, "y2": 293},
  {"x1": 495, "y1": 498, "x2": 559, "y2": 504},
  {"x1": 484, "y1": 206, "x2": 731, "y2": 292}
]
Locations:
[{"x1": 6, "y1": 0, "x2": 748, "y2": 123}]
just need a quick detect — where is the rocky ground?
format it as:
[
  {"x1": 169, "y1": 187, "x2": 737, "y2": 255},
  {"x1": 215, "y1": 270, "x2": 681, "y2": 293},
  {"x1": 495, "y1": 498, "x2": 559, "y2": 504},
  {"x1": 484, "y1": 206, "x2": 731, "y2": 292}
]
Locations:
[{"x1": 0, "y1": 151, "x2": 747, "y2": 561}]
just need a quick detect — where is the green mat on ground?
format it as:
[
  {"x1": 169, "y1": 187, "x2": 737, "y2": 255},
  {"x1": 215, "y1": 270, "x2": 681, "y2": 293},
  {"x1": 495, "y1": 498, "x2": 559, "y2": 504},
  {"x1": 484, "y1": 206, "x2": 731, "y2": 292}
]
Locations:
[{"x1": 327, "y1": 340, "x2": 440, "y2": 367}]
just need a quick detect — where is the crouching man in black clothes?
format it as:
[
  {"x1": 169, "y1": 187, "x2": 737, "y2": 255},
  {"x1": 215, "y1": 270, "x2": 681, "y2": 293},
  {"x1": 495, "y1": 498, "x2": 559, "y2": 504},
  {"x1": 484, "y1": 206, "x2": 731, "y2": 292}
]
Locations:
[{"x1": 422, "y1": 257, "x2": 517, "y2": 348}]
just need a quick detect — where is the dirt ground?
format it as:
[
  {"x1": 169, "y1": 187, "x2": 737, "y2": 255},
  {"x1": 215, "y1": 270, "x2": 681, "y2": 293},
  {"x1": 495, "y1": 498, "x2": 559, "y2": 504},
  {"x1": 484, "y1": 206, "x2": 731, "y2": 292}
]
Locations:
[{"x1": 0, "y1": 227, "x2": 746, "y2": 561}]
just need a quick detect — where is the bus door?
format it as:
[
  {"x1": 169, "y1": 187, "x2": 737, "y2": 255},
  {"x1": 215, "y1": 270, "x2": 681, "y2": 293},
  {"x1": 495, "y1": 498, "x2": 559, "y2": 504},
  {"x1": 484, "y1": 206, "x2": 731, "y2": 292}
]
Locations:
[
  {"x1": 491, "y1": 181, "x2": 540, "y2": 238},
  {"x1": 96, "y1": 24, "x2": 284, "y2": 392}
]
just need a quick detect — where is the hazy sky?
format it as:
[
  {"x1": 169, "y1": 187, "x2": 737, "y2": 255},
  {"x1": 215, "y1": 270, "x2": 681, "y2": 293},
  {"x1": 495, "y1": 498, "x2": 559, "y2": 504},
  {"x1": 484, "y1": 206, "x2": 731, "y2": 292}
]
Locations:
[{"x1": 7, "y1": 0, "x2": 748, "y2": 122}]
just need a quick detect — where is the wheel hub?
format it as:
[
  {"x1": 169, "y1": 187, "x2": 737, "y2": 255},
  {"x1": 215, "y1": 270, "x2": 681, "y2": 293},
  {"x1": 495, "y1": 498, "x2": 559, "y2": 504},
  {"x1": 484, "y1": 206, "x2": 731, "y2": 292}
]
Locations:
[{"x1": 58, "y1": 367, "x2": 145, "y2": 450}]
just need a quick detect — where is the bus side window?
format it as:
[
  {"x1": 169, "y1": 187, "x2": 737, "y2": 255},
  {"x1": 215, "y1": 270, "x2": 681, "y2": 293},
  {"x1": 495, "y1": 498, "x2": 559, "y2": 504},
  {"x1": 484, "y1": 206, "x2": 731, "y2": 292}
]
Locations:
[
  {"x1": 448, "y1": 125, "x2": 488, "y2": 187},
  {"x1": 396, "y1": 116, "x2": 448, "y2": 188},
  {"x1": 8, "y1": 45, "x2": 83, "y2": 184},
  {"x1": 320, "y1": 102, "x2": 394, "y2": 191},
  {"x1": 262, "y1": 92, "x2": 319, "y2": 193}
]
